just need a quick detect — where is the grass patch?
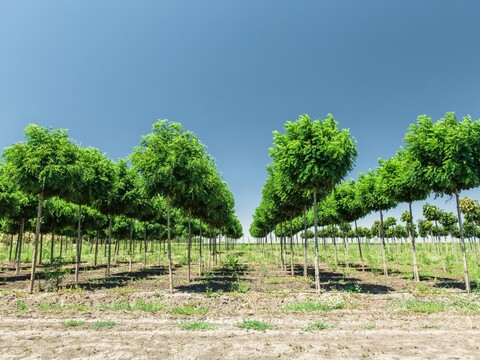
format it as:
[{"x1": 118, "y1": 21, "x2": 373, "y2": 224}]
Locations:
[
  {"x1": 237, "y1": 319, "x2": 273, "y2": 332},
  {"x1": 171, "y1": 304, "x2": 208, "y2": 315},
  {"x1": 93, "y1": 320, "x2": 118, "y2": 329},
  {"x1": 99, "y1": 299, "x2": 164, "y2": 312},
  {"x1": 105, "y1": 286, "x2": 135, "y2": 296},
  {"x1": 305, "y1": 320, "x2": 332, "y2": 331},
  {"x1": 229, "y1": 280, "x2": 250, "y2": 293},
  {"x1": 16, "y1": 300, "x2": 29, "y2": 311},
  {"x1": 178, "y1": 320, "x2": 214, "y2": 331},
  {"x1": 36, "y1": 302, "x2": 90, "y2": 311},
  {"x1": 363, "y1": 323, "x2": 376, "y2": 330},
  {"x1": 284, "y1": 295, "x2": 347, "y2": 312},
  {"x1": 61, "y1": 320, "x2": 85, "y2": 327}
]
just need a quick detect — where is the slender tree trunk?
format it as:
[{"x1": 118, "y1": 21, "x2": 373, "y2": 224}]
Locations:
[
  {"x1": 29, "y1": 191, "x2": 44, "y2": 293},
  {"x1": 167, "y1": 195, "x2": 174, "y2": 294},
  {"x1": 455, "y1": 190, "x2": 470, "y2": 293},
  {"x1": 94, "y1": 232, "x2": 99, "y2": 267},
  {"x1": 280, "y1": 225, "x2": 285, "y2": 271},
  {"x1": 354, "y1": 220, "x2": 365, "y2": 271},
  {"x1": 289, "y1": 216, "x2": 294, "y2": 276},
  {"x1": 39, "y1": 233, "x2": 43, "y2": 265},
  {"x1": 9, "y1": 234, "x2": 14, "y2": 262},
  {"x1": 75, "y1": 205, "x2": 82, "y2": 284},
  {"x1": 187, "y1": 210, "x2": 192, "y2": 283},
  {"x1": 50, "y1": 228, "x2": 56, "y2": 265},
  {"x1": 380, "y1": 210, "x2": 388, "y2": 276},
  {"x1": 332, "y1": 233, "x2": 338, "y2": 267},
  {"x1": 343, "y1": 230, "x2": 349, "y2": 268},
  {"x1": 106, "y1": 215, "x2": 113, "y2": 277},
  {"x1": 143, "y1": 223, "x2": 148, "y2": 267},
  {"x1": 129, "y1": 222, "x2": 134, "y2": 272},
  {"x1": 408, "y1": 202, "x2": 420, "y2": 282},
  {"x1": 16, "y1": 218, "x2": 25, "y2": 276},
  {"x1": 59, "y1": 235, "x2": 63, "y2": 260},
  {"x1": 313, "y1": 188, "x2": 321, "y2": 293},
  {"x1": 303, "y1": 206, "x2": 308, "y2": 278}
]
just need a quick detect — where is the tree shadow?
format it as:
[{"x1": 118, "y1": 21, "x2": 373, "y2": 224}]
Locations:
[
  {"x1": 70, "y1": 265, "x2": 172, "y2": 290},
  {"x1": 292, "y1": 264, "x2": 395, "y2": 294},
  {"x1": 175, "y1": 264, "x2": 251, "y2": 294}
]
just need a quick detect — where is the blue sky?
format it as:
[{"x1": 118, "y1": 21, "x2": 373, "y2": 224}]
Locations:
[{"x1": 1, "y1": 1, "x2": 479, "y2": 235}]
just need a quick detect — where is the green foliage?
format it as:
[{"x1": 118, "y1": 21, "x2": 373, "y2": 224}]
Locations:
[
  {"x1": 237, "y1": 320, "x2": 273, "y2": 332},
  {"x1": 270, "y1": 114, "x2": 357, "y2": 195},
  {"x1": 404, "y1": 112, "x2": 480, "y2": 196},
  {"x1": 177, "y1": 320, "x2": 214, "y2": 331},
  {"x1": 305, "y1": 320, "x2": 333, "y2": 331},
  {"x1": 171, "y1": 304, "x2": 208, "y2": 315},
  {"x1": 93, "y1": 320, "x2": 118, "y2": 329},
  {"x1": 61, "y1": 320, "x2": 85, "y2": 327},
  {"x1": 284, "y1": 296, "x2": 346, "y2": 312}
]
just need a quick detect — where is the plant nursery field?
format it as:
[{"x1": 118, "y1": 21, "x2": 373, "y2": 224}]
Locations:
[{"x1": 1, "y1": 243, "x2": 480, "y2": 359}]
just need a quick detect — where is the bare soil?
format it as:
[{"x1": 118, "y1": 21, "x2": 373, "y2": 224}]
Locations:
[{"x1": 1, "y1": 261, "x2": 479, "y2": 359}]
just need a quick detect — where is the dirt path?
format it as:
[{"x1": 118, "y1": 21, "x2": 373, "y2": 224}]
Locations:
[{"x1": 1, "y1": 307, "x2": 479, "y2": 359}]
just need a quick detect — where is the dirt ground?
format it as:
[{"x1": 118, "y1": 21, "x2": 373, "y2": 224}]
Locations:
[{"x1": 1, "y1": 261, "x2": 479, "y2": 359}]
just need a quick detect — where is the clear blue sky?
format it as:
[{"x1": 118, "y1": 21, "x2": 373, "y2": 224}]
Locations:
[{"x1": 1, "y1": 1, "x2": 479, "y2": 235}]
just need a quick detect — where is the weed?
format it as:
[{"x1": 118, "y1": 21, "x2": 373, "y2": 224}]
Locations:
[
  {"x1": 230, "y1": 280, "x2": 250, "y2": 293},
  {"x1": 171, "y1": 304, "x2": 208, "y2": 315},
  {"x1": 305, "y1": 320, "x2": 332, "y2": 331},
  {"x1": 363, "y1": 323, "x2": 376, "y2": 330},
  {"x1": 237, "y1": 319, "x2": 273, "y2": 332},
  {"x1": 93, "y1": 320, "x2": 118, "y2": 329},
  {"x1": 178, "y1": 320, "x2": 214, "y2": 331},
  {"x1": 284, "y1": 295, "x2": 347, "y2": 312},
  {"x1": 16, "y1": 300, "x2": 28, "y2": 311},
  {"x1": 62, "y1": 320, "x2": 85, "y2": 327}
]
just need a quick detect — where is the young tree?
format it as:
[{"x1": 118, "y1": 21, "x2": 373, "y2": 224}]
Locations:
[
  {"x1": 270, "y1": 114, "x2": 357, "y2": 293},
  {"x1": 2, "y1": 124, "x2": 78, "y2": 293},
  {"x1": 405, "y1": 113, "x2": 480, "y2": 292}
]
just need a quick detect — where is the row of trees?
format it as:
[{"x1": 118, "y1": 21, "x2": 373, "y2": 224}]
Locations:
[
  {"x1": 250, "y1": 112, "x2": 480, "y2": 292},
  {"x1": 1, "y1": 121, "x2": 242, "y2": 293}
]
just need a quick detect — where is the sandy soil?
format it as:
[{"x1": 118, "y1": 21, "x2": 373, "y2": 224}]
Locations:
[{"x1": 1, "y1": 261, "x2": 479, "y2": 359}]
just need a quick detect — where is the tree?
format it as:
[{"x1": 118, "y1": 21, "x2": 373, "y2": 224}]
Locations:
[
  {"x1": 132, "y1": 120, "x2": 237, "y2": 293},
  {"x1": 405, "y1": 112, "x2": 480, "y2": 292},
  {"x1": 331, "y1": 179, "x2": 368, "y2": 270},
  {"x1": 2, "y1": 124, "x2": 79, "y2": 293},
  {"x1": 270, "y1": 114, "x2": 357, "y2": 293},
  {"x1": 357, "y1": 168, "x2": 397, "y2": 276}
]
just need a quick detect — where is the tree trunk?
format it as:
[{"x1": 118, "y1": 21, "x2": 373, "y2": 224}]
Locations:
[
  {"x1": 50, "y1": 227, "x2": 56, "y2": 265},
  {"x1": 187, "y1": 210, "x2": 192, "y2": 283},
  {"x1": 303, "y1": 206, "x2": 308, "y2": 278},
  {"x1": 313, "y1": 188, "x2": 321, "y2": 294},
  {"x1": 16, "y1": 218, "x2": 25, "y2": 276},
  {"x1": 94, "y1": 232, "x2": 99, "y2": 267},
  {"x1": 408, "y1": 202, "x2": 420, "y2": 282},
  {"x1": 289, "y1": 216, "x2": 294, "y2": 276},
  {"x1": 106, "y1": 215, "x2": 113, "y2": 277},
  {"x1": 167, "y1": 195, "x2": 174, "y2": 294},
  {"x1": 39, "y1": 233, "x2": 43, "y2": 265},
  {"x1": 29, "y1": 191, "x2": 44, "y2": 293},
  {"x1": 455, "y1": 190, "x2": 470, "y2": 293},
  {"x1": 380, "y1": 210, "x2": 388, "y2": 276},
  {"x1": 9, "y1": 234, "x2": 14, "y2": 262},
  {"x1": 143, "y1": 223, "x2": 148, "y2": 267},
  {"x1": 354, "y1": 220, "x2": 365, "y2": 271},
  {"x1": 75, "y1": 205, "x2": 82, "y2": 284}
]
